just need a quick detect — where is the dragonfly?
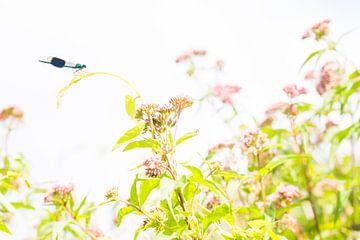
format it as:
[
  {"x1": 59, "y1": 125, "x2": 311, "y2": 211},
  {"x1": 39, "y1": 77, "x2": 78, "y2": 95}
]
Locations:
[{"x1": 39, "y1": 57, "x2": 86, "y2": 71}]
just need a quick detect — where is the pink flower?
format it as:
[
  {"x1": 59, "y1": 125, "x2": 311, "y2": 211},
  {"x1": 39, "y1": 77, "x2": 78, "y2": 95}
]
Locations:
[
  {"x1": 239, "y1": 129, "x2": 269, "y2": 155},
  {"x1": 86, "y1": 226, "x2": 105, "y2": 237},
  {"x1": 316, "y1": 60, "x2": 342, "y2": 95},
  {"x1": 143, "y1": 155, "x2": 166, "y2": 177},
  {"x1": 212, "y1": 84, "x2": 241, "y2": 105},
  {"x1": 283, "y1": 84, "x2": 307, "y2": 98},
  {"x1": 267, "y1": 184, "x2": 302, "y2": 208},
  {"x1": 265, "y1": 102, "x2": 287, "y2": 114},
  {"x1": 281, "y1": 214, "x2": 299, "y2": 233},
  {"x1": 44, "y1": 184, "x2": 74, "y2": 203},
  {"x1": 313, "y1": 179, "x2": 339, "y2": 196},
  {"x1": 302, "y1": 19, "x2": 331, "y2": 41},
  {"x1": 304, "y1": 70, "x2": 316, "y2": 81},
  {"x1": 175, "y1": 49, "x2": 207, "y2": 63}
]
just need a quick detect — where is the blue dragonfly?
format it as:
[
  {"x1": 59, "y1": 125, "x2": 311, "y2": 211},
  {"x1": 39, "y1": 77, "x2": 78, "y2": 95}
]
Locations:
[{"x1": 39, "y1": 57, "x2": 86, "y2": 71}]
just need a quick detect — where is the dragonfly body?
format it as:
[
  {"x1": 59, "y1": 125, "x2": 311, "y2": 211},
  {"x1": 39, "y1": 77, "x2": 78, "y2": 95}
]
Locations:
[{"x1": 39, "y1": 57, "x2": 86, "y2": 70}]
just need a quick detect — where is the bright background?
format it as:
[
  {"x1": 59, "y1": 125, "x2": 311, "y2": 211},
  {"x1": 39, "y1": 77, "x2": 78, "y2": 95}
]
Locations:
[{"x1": 1, "y1": 0, "x2": 360, "y2": 238}]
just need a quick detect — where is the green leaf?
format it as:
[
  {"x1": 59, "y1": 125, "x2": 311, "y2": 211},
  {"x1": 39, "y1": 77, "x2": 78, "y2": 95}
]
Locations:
[
  {"x1": 257, "y1": 155, "x2": 310, "y2": 179},
  {"x1": 267, "y1": 229, "x2": 281, "y2": 240},
  {"x1": 334, "y1": 189, "x2": 350, "y2": 223},
  {"x1": 214, "y1": 171, "x2": 244, "y2": 180},
  {"x1": 330, "y1": 124, "x2": 357, "y2": 168},
  {"x1": 299, "y1": 49, "x2": 326, "y2": 71},
  {"x1": 349, "y1": 69, "x2": 360, "y2": 80},
  {"x1": 176, "y1": 130, "x2": 199, "y2": 145},
  {"x1": 125, "y1": 95, "x2": 137, "y2": 119},
  {"x1": 184, "y1": 165, "x2": 228, "y2": 200},
  {"x1": 113, "y1": 122, "x2": 145, "y2": 151},
  {"x1": 202, "y1": 203, "x2": 230, "y2": 232},
  {"x1": 247, "y1": 219, "x2": 269, "y2": 229},
  {"x1": 74, "y1": 195, "x2": 88, "y2": 218},
  {"x1": 0, "y1": 193, "x2": 16, "y2": 213},
  {"x1": 183, "y1": 182, "x2": 197, "y2": 202},
  {"x1": 117, "y1": 206, "x2": 135, "y2": 227},
  {"x1": 130, "y1": 176, "x2": 139, "y2": 206},
  {"x1": 52, "y1": 221, "x2": 67, "y2": 240},
  {"x1": 0, "y1": 220, "x2": 11, "y2": 235},
  {"x1": 123, "y1": 139, "x2": 159, "y2": 152},
  {"x1": 184, "y1": 165, "x2": 204, "y2": 179},
  {"x1": 139, "y1": 178, "x2": 160, "y2": 207}
]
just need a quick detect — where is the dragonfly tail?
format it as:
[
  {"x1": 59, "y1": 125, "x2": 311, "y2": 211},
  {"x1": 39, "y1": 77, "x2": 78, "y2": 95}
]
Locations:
[{"x1": 39, "y1": 60, "x2": 51, "y2": 64}]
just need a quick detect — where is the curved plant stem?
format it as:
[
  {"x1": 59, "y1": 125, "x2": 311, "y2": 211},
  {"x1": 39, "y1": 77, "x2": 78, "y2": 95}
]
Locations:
[{"x1": 57, "y1": 71, "x2": 142, "y2": 107}]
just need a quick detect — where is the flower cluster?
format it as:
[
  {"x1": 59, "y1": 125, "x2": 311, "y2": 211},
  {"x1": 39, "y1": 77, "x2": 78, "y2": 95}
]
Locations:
[
  {"x1": 105, "y1": 187, "x2": 119, "y2": 201},
  {"x1": 135, "y1": 96, "x2": 192, "y2": 136},
  {"x1": 0, "y1": 106, "x2": 24, "y2": 122},
  {"x1": 265, "y1": 102, "x2": 287, "y2": 115},
  {"x1": 44, "y1": 184, "x2": 74, "y2": 204},
  {"x1": 207, "y1": 142, "x2": 236, "y2": 156},
  {"x1": 283, "y1": 84, "x2": 307, "y2": 98},
  {"x1": 267, "y1": 184, "x2": 302, "y2": 208},
  {"x1": 316, "y1": 61, "x2": 342, "y2": 95},
  {"x1": 281, "y1": 213, "x2": 299, "y2": 233},
  {"x1": 313, "y1": 178, "x2": 339, "y2": 197},
  {"x1": 212, "y1": 84, "x2": 241, "y2": 105},
  {"x1": 175, "y1": 49, "x2": 207, "y2": 63},
  {"x1": 302, "y1": 19, "x2": 330, "y2": 41},
  {"x1": 143, "y1": 155, "x2": 167, "y2": 177},
  {"x1": 239, "y1": 129, "x2": 269, "y2": 155},
  {"x1": 169, "y1": 95, "x2": 193, "y2": 111},
  {"x1": 204, "y1": 190, "x2": 221, "y2": 209}
]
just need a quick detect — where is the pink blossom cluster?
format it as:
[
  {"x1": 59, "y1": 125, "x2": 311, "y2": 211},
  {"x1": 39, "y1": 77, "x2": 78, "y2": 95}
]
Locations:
[
  {"x1": 44, "y1": 184, "x2": 74, "y2": 203},
  {"x1": 212, "y1": 84, "x2": 241, "y2": 105},
  {"x1": 175, "y1": 49, "x2": 207, "y2": 63},
  {"x1": 265, "y1": 102, "x2": 287, "y2": 115},
  {"x1": 281, "y1": 214, "x2": 298, "y2": 233},
  {"x1": 283, "y1": 84, "x2": 307, "y2": 98},
  {"x1": 0, "y1": 106, "x2": 24, "y2": 122},
  {"x1": 86, "y1": 226, "x2": 105, "y2": 238},
  {"x1": 267, "y1": 184, "x2": 302, "y2": 208},
  {"x1": 143, "y1": 155, "x2": 166, "y2": 177},
  {"x1": 316, "y1": 61, "x2": 342, "y2": 95},
  {"x1": 302, "y1": 19, "x2": 330, "y2": 41},
  {"x1": 313, "y1": 178, "x2": 339, "y2": 196},
  {"x1": 239, "y1": 129, "x2": 269, "y2": 155}
]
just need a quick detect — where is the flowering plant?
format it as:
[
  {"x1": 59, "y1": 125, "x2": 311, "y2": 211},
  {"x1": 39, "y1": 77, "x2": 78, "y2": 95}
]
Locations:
[{"x1": 1, "y1": 19, "x2": 360, "y2": 240}]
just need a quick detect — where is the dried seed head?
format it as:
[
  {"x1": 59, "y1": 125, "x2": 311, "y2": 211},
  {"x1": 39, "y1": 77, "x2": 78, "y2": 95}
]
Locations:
[
  {"x1": 158, "y1": 104, "x2": 175, "y2": 114},
  {"x1": 0, "y1": 106, "x2": 24, "y2": 122},
  {"x1": 105, "y1": 187, "x2": 119, "y2": 201},
  {"x1": 169, "y1": 95, "x2": 193, "y2": 110},
  {"x1": 204, "y1": 190, "x2": 221, "y2": 209}
]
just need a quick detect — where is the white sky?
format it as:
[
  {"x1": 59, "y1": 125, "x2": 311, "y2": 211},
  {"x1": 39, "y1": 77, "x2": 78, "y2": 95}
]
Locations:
[{"x1": 1, "y1": 0, "x2": 360, "y2": 238}]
